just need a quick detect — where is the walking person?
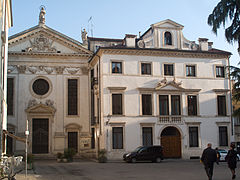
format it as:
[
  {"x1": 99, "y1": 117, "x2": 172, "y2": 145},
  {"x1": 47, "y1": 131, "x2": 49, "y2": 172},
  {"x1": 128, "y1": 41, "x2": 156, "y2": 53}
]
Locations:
[
  {"x1": 215, "y1": 147, "x2": 220, "y2": 164},
  {"x1": 225, "y1": 143, "x2": 237, "y2": 179},
  {"x1": 201, "y1": 143, "x2": 217, "y2": 180}
]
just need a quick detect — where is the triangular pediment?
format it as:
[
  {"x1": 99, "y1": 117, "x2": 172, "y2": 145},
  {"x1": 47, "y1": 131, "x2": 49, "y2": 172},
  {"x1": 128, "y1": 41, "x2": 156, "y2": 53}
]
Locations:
[
  {"x1": 152, "y1": 19, "x2": 184, "y2": 30},
  {"x1": 8, "y1": 25, "x2": 92, "y2": 55},
  {"x1": 159, "y1": 85, "x2": 180, "y2": 90},
  {"x1": 25, "y1": 103, "x2": 56, "y2": 115},
  {"x1": 155, "y1": 79, "x2": 184, "y2": 91}
]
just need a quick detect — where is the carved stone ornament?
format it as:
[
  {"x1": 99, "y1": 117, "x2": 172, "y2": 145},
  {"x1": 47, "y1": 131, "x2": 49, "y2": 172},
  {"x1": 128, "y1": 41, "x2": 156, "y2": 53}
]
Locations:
[
  {"x1": 80, "y1": 66, "x2": 88, "y2": 75},
  {"x1": 66, "y1": 67, "x2": 80, "y2": 75},
  {"x1": 28, "y1": 66, "x2": 38, "y2": 74},
  {"x1": 28, "y1": 99, "x2": 55, "y2": 109},
  {"x1": 137, "y1": 40, "x2": 145, "y2": 48},
  {"x1": 16, "y1": 65, "x2": 27, "y2": 74},
  {"x1": 44, "y1": 67, "x2": 54, "y2": 74},
  {"x1": 25, "y1": 34, "x2": 57, "y2": 53},
  {"x1": 28, "y1": 99, "x2": 38, "y2": 108},
  {"x1": 45, "y1": 99, "x2": 54, "y2": 107},
  {"x1": 156, "y1": 78, "x2": 182, "y2": 90},
  {"x1": 39, "y1": 66, "x2": 44, "y2": 71},
  {"x1": 55, "y1": 66, "x2": 65, "y2": 74},
  {"x1": 39, "y1": 7, "x2": 46, "y2": 25},
  {"x1": 7, "y1": 66, "x2": 16, "y2": 73}
]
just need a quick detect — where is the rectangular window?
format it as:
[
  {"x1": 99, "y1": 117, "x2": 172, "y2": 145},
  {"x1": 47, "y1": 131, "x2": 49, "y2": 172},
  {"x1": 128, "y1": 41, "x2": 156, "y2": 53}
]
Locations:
[
  {"x1": 142, "y1": 94, "x2": 152, "y2": 115},
  {"x1": 112, "y1": 127, "x2": 123, "y2": 149},
  {"x1": 142, "y1": 127, "x2": 153, "y2": 146},
  {"x1": 7, "y1": 78, "x2": 14, "y2": 115},
  {"x1": 164, "y1": 64, "x2": 174, "y2": 76},
  {"x1": 216, "y1": 66, "x2": 225, "y2": 78},
  {"x1": 112, "y1": 94, "x2": 122, "y2": 115},
  {"x1": 219, "y1": 126, "x2": 228, "y2": 146},
  {"x1": 68, "y1": 79, "x2": 78, "y2": 115},
  {"x1": 112, "y1": 62, "x2": 122, "y2": 74},
  {"x1": 189, "y1": 127, "x2": 199, "y2": 147},
  {"x1": 217, "y1": 95, "x2": 226, "y2": 116},
  {"x1": 159, "y1": 95, "x2": 169, "y2": 115},
  {"x1": 188, "y1": 95, "x2": 197, "y2": 116},
  {"x1": 186, "y1": 65, "x2": 196, "y2": 77},
  {"x1": 141, "y1": 63, "x2": 151, "y2": 75},
  {"x1": 171, "y1": 95, "x2": 181, "y2": 115}
]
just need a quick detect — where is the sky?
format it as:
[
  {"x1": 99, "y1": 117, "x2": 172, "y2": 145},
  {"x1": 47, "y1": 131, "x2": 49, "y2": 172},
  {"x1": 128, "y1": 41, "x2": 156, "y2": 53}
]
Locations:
[{"x1": 10, "y1": 0, "x2": 239, "y2": 66}]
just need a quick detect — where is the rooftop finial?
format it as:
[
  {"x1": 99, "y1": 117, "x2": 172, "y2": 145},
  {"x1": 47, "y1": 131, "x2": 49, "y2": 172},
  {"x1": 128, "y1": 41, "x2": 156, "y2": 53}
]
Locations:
[{"x1": 39, "y1": 5, "x2": 46, "y2": 25}]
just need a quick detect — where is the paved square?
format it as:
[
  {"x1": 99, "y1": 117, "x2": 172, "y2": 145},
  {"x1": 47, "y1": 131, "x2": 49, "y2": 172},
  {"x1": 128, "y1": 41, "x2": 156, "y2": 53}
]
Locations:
[{"x1": 15, "y1": 159, "x2": 237, "y2": 180}]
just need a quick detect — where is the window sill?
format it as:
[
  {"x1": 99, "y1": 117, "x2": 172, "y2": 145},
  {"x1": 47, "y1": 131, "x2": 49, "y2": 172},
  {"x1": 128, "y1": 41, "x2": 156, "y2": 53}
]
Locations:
[
  {"x1": 186, "y1": 76, "x2": 196, "y2": 78},
  {"x1": 111, "y1": 115, "x2": 125, "y2": 117},
  {"x1": 66, "y1": 115, "x2": 80, "y2": 117},
  {"x1": 141, "y1": 74, "x2": 152, "y2": 76},
  {"x1": 111, "y1": 148, "x2": 125, "y2": 152},
  {"x1": 188, "y1": 147, "x2": 201, "y2": 150},
  {"x1": 111, "y1": 73, "x2": 123, "y2": 75},
  {"x1": 163, "y1": 75, "x2": 174, "y2": 77}
]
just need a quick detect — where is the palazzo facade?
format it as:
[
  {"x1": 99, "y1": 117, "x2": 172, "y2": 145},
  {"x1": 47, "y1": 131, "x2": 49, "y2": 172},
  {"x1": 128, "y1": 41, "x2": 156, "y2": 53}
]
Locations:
[{"x1": 88, "y1": 19, "x2": 233, "y2": 159}]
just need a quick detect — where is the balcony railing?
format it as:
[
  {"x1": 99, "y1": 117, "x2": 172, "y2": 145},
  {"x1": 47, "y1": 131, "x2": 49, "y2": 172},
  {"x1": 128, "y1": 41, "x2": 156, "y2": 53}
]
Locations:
[{"x1": 159, "y1": 116, "x2": 183, "y2": 124}]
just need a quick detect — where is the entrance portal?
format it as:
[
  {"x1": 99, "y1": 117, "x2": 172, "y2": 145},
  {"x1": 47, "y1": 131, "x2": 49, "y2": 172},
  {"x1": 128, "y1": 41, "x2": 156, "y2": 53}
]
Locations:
[
  {"x1": 161, "y1": 126, "x2": 181, "y2": 158},
  {"x1": 68, "y1": 132, "x2": 78, "y2": 152},
  {"x1": 32, "y1": 118, "x2": 49, "y2": 154}
]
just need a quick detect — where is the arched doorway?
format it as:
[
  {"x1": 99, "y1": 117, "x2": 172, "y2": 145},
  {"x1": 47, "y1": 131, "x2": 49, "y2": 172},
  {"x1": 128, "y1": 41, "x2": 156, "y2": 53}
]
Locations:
[{"x1": 161, "y1": 126, "x2": 181, "y2": 158}]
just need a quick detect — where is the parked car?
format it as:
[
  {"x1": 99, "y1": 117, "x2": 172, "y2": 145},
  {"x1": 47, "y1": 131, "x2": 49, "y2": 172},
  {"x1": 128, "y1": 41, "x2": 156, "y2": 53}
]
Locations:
[
  {"x1": 218, "y1": 149, "x2": 240, "y2": 161},
  {"x1": 123, "y1": 146, "x2": 164, "y2": 163}
]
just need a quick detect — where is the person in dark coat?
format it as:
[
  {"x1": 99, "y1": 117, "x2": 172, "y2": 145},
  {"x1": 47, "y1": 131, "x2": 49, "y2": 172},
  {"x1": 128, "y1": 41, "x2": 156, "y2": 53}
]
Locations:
[
  {"x1": 225, "y1": 143, "x2": 237, "y2": 179},
  {"x1": 201, "y1": 143, "x2": 217, "y2": 180}
]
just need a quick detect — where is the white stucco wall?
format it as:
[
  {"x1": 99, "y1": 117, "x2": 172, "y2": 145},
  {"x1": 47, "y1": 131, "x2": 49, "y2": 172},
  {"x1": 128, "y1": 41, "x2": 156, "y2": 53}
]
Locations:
[{"x1": 99, "y1": 52, "x2": 232, "y2": 159}]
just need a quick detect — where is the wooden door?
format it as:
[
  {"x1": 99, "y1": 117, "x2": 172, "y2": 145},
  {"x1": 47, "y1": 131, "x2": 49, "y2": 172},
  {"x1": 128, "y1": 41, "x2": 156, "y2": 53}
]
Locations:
[
  {"x1": 32, "y1": 118, "x2": 49, "y2": 154},
  {"x1": 68, "y1": 132, "x2": 78, "y2": 152},
  {"x1": 161, "y1": 136, "x2": 181, "y2": 158}
]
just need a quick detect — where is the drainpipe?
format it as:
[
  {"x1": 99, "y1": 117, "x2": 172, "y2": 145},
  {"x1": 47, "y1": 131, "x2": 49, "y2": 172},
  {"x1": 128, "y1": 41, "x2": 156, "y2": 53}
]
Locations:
[
  {"x1": 228, "y1": 56, "x2": 234, "y2": 138},
  {"x1": 96, "y1": 55, "x2": 101, "y2": 152}
]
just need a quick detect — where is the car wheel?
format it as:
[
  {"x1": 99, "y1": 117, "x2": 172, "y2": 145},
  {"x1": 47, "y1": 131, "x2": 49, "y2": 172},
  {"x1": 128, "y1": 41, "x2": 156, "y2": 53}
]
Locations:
[
  {"x1": 155, "y1": 157, "x2": 161, "y2": 163},
  {"x1": 131, "y1": 158, "x2": 136, "y2": 163}
]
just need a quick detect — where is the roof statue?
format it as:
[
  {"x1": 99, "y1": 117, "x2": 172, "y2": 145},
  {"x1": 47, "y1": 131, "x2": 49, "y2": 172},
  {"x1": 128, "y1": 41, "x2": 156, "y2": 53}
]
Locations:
[
  {"x1": 81, "y1": 28, "x2": 88, "y2": 45},
  {"x1": 39, "y1": 6, "x2": 46, "y2": 25}
]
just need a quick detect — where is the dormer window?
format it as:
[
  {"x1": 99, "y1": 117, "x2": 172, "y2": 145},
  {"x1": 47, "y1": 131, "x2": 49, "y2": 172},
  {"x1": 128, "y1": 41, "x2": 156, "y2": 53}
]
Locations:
[{"x1": 164, "y1": 32, "x2": 172, "y2": 45}]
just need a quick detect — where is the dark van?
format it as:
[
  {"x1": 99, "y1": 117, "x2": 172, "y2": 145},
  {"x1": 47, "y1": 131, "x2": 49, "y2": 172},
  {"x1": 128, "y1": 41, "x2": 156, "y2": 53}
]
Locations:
[{"x1": 123, "y1": 146, "x2": 164, "y2": 163}]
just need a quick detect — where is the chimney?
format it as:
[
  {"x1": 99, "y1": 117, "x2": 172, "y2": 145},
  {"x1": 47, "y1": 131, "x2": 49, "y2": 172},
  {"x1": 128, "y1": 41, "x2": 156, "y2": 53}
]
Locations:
[
  {"x1": 208, "y1": 42, "x2": 213, "y2": 50},
  {"x1": 198, "y1": 38, "x2": 209, "y2": 51},
  {"x1": 124, "y1": 34, "x2": 137, "y2": 48}
]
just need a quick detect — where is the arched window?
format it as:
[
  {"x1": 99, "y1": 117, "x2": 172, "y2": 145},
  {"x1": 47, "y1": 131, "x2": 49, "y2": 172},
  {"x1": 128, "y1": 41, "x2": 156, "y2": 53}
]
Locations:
[{"x1": 164, "y1": 32, "x2": 172, "y2": 45}]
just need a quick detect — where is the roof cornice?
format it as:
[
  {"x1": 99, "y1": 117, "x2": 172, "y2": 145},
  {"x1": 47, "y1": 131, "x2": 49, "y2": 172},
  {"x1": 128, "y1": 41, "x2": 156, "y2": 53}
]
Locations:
[
  {"x1": 92, "y1": 47, "x2": 230, "y2": 59},
  {"x1": 8, "y1": 51, "x2": 92, "y2": 58}
]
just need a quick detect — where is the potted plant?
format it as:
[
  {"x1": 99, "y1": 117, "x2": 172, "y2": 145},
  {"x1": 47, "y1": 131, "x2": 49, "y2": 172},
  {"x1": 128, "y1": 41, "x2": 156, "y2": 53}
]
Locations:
[
  {"x1": 98, "y1": 149, "x2": 107, "y2": 163},
  {"x1": 63, "y1": 148, "x2": 76, "y2": 162},
  {"x1": 56, "y1": 152, "x2": 63, "y2": 162}
]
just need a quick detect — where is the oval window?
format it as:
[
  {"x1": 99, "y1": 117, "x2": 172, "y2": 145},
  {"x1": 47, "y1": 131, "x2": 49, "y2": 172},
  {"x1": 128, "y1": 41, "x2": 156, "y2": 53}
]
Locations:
[{"x1": 32, "y1": 79, "x2": 50, "y2": 96}]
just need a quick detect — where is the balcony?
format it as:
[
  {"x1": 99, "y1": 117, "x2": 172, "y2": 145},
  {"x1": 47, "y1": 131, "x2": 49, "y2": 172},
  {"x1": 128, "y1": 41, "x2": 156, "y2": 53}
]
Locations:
[{"x1": 159, "y1": 116, "x2": 183, "y2": 124}]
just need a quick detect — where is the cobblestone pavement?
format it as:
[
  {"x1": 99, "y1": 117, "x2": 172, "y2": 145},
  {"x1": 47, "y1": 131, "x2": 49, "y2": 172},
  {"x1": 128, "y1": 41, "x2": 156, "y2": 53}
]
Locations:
[{"x1": 14, "y1": 159, "x2": 239, "y2": 180}]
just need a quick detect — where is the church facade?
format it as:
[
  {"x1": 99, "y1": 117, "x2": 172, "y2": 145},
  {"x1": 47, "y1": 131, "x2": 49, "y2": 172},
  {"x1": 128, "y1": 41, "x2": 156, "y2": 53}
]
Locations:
[
  {"x1": 7, "y1": 8, "x2": 93, "y2": 157},
  {"x1": 7, "y1": 9, "x2": 233, "y2": 159}
]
